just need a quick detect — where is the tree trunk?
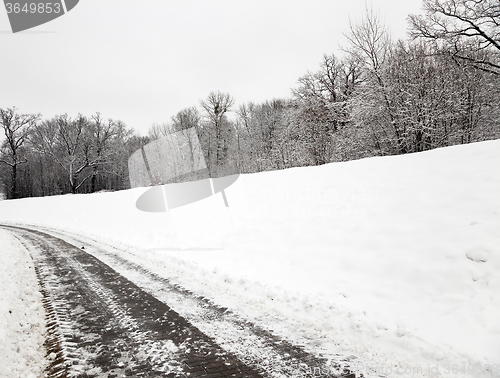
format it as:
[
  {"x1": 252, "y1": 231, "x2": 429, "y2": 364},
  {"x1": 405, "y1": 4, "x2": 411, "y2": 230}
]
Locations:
[
  {"x1": 91, "y1": 166, "x2": 98, "y2": 193},
  {"x1": 11, "y1": 162, "x2": 17, "y2": 199}
]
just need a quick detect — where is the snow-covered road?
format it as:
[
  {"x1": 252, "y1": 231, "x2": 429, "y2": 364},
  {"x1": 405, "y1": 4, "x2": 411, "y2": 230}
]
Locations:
[{"x1": 3, "y1": 225, "x2": 357, "y2": 378}]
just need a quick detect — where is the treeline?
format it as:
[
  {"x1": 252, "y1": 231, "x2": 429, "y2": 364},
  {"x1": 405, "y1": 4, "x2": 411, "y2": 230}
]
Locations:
[
  {"x1": 0, "y1": 110, "x2": 149, "y2": 199},
  {"x1": 146, "y1": 2, "x2": 500, "y2": 175},
  {"x1": 1, "y1": 0, "x2": 499, "y2": 200}
]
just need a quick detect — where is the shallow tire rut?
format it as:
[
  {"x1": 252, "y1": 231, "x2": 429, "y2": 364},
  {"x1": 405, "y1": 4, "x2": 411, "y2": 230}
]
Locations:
[{"x1": 3, "y1": 225, "x2": 356, "y2": 378}]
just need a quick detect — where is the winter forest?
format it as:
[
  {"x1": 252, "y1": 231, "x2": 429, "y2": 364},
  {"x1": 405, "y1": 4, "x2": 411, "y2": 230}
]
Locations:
[{"x1": 1, "y1": 0, "x2": 499, "y2": 200}]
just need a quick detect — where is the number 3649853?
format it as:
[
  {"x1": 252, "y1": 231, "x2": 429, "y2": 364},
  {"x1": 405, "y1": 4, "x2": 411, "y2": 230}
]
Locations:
[{"x1": 5, "y1": 3, "x2": 62, "y2": 14}]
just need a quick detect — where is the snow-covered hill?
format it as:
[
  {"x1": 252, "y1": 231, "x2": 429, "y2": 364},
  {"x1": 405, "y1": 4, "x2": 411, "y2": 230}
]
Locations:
[{"x1": 1, "y1": 140, "x2": 499, "y2": 377}]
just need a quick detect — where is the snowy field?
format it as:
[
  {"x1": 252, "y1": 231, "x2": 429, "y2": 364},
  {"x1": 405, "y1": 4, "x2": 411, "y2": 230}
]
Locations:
[{"x1": 0, "y1": 140, "x2": 499, "y2": 377}]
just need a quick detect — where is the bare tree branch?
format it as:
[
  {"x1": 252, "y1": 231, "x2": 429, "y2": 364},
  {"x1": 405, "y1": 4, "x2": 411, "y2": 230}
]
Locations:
[{"x1": 409, "y1": 0, "x2": 500, "y2": 74}]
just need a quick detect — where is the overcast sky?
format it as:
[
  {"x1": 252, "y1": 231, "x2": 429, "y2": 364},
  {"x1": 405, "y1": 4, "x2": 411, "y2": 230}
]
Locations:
[{"x1": 0, "y1": 0, "x2": 423, "y2": 136}]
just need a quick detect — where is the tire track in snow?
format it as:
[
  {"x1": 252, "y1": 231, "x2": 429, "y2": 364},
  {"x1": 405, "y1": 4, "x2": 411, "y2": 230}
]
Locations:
[
  {"x1": 2, "y1": 224, "x2": 359, "y2": 378},
  {"x1": 3, "y1": 225, "x2": 264, "y2": 377}
]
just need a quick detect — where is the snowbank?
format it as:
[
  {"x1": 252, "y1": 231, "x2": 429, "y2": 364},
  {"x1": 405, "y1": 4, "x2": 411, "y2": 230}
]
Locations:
[
  {"x1": 0, "y1": 140, "x2": 499, "y2": 377},
  {"x1": 0, "y1": 228, "x2": 46, "y2": 378}
]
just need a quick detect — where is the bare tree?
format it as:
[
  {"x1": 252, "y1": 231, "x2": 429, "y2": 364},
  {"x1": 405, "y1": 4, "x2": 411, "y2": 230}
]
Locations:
[
  {"x1": 292, "y1": 54, "x2": 363, "y2": 163},
  {"x1": 344, "y1": 9, "x2": 410, "y2": 154},
  {"x1": 0, "y1": 107, "x2": 40, "y2": 198},
  {"x1": 171, "y1": 107, "x2": 203, "y2": 174},
  {"x1": 88, "y1": 113, "x2": 126, "y2": 192},
  {"x1": 344, "y1": 8, "x2": 392, "y2": 74},
  {"x1": 409, "y1": 0, "x2": 500, "y2": 74},
  {"x1": 200, "y1": 91, "x2": 234, "y2": 171},
  {"x1": 235, "y1": 100, "x2": 299, "y2": 171},
  {"x1": 236, "y1": 102, "x2": 263, "y2": 172},
  {"x1": 31, "y1": 114, "x2": 96, "y2": 194},
  {"x1": 171, "y1": 107, "x2": 200, "y2": 132},
  {"x1": 148, "y1": 122, "x2": 172, "y2": 140}
]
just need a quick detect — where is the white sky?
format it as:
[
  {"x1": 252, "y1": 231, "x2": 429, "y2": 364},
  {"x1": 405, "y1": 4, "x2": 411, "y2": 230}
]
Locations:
[{"x1": 0, "y1": 0, "x2": 423, "y2": 136}]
